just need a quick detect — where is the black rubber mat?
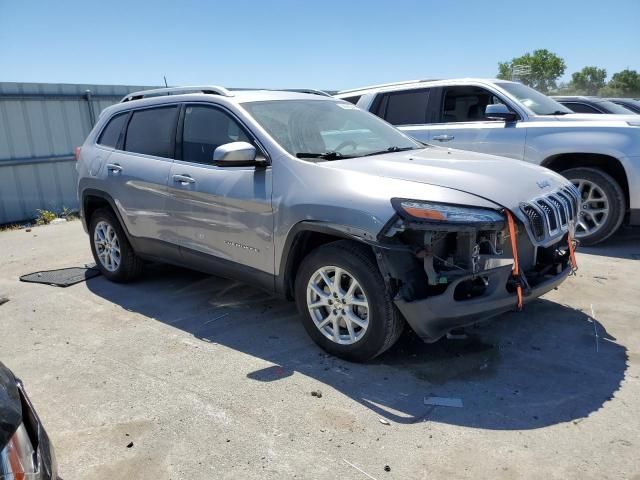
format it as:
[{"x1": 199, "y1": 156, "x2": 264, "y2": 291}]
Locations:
[{"x1": 20, "y1": 265, "x2": 101, "y2": 287}]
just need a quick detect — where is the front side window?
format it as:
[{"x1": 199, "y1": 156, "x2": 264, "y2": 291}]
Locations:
[
  {"x1": 378, "y1": 89, "x2": 429, "y2": 125},
  {"x1": 124, "y1": 106, "x2": 179, "y2": 158},
  {"x1": 182, "y1": 105, "x2": 252, "y2": 164},
  {"x1": 242, "y1": 99, "x2": 421, "y2": 159},
  {"x1": 439, "y1": 86, "x2": 511, "y2": 123},
  {"x1": 97, "y1": 112, "x2": 128, "y2": 148}
]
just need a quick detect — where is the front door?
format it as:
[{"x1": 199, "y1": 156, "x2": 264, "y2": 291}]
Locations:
[
  {"x1": 165, "y1": 104, "x2": 274, "y2": 275},
  {"x1": 417, "y1": 85, "x2": 526, "y2": 160}
]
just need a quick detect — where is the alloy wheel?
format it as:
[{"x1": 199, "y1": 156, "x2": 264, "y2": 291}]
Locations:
[
  {"x1": 93, "y1": 220, "x2": 121, "y2": 272},
  {"x1": 306, "y1": 266, "x2": 369, "y2": 345},
  {"x1": 572, "y1": 179, "x2": 610, "y2": 239}
]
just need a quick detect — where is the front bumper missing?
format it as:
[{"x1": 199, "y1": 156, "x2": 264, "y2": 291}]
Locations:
[{"x1": 394, "y1": 264, "x2": 572, "y2": 342}]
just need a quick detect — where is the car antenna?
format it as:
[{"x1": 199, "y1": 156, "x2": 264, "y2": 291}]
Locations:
[{"x1": 163, "y1": 75, "x2": 168, "y2": 88}]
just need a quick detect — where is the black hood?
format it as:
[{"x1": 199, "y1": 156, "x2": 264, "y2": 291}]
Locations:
[{"x1": 0, "y1": 361, "x2": 22, "y2": 448}]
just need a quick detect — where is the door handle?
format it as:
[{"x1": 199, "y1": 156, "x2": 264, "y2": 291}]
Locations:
[
  {"x1": 432, "y1": 134, "x2": 455, "y2": 142},
  {"x1": 173, "y1": 174, "x2": 196, "y2": 185},
  {"x1": 106, "y1": 163, "x2": 122, "y2": 173}
]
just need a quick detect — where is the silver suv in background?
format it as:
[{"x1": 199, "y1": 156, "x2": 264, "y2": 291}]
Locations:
[
  {"x1": 77, "y1": 86, "x2": 579, "y2": 361},
  {"x1": 337, "y1": 79, "x2": 640, "y2": 244}
]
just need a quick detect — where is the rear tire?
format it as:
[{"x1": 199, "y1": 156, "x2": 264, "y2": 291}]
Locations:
[
  {"x1": 89, "y1": 208, "x2": 143, "y2": 282},
  {"x1": 561, "y1": 167, "x2": 625, "y2": 246},
  {"x1": 294, "y1": 240, "x2": 404, "y2": 362}
]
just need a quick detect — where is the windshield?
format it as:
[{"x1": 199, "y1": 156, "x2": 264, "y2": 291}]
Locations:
[
  {"x1": 496, "y1": 82, "x2": 573, "y2": 116},
  {"x1": 596, "y1": 100, "x2": 635, "y2": 115},
  {"x1": 241, "y1": 99, "x2": 421, "y2": 159}
]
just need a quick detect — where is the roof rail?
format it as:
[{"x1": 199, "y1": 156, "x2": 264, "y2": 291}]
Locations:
[
  {"x1": 120, "y1": 85, "x2": 233, "y2": 103},
  {"x1": 337, "y1": 79, "x2": 439, "y2": 95},
  {"x1": 281, "y1": 88, "x2": 332, "y2": 97}
]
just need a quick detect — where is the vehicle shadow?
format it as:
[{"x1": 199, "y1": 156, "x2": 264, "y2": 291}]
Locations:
[
  {"x1": 86, "y1": 264, "x2": 627, "y2": 431},
  {"x1": 579, "y1": 227, "x2": 640, "y2": 260}
]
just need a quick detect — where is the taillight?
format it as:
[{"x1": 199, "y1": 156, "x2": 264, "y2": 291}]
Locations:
[{"x1": 74, "y1": 146, "x2": 82, "y2": 161}]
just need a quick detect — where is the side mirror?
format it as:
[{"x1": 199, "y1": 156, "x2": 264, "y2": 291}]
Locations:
[
  {"x1": 485, "y1": 104, "x2": 517, "y2": 122},
  {"x1": 213, "y1": 141, "x2": 259, "y2": 166}
]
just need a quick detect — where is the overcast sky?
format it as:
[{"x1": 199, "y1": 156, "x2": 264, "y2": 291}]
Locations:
[{"x1": 1, "y1": 0, "x2": 638, "y2": 90}]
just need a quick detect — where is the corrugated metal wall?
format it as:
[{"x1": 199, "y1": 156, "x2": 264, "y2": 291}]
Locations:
[{"x1": 0, "y1": 82, "x2": 156, "y2": 224}]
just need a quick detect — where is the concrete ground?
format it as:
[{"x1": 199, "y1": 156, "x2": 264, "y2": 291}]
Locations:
[{"x1": 0, "y1": 221, "x2": 639, "y2": 479}]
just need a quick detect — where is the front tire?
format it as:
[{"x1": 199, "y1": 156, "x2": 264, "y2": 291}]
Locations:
[
  {"x1": 294, "y1": 240, "x2": 404, "y2": 362},
  {"x1": 561, "y1": 167, "x2": 625, "y2": 246},
  {"x1": 89, "y1": 208, "x2": 143, "y2": 282}
]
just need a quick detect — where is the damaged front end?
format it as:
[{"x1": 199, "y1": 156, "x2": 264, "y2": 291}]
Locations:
[{"x1": 375, "y1": 197, "x2": 578, "y2": 342}]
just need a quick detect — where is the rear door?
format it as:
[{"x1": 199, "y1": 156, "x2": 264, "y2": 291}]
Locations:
[
  {"x1": 370, "y1": 88, "x2": 433, "y2": 143},
  {"x1": 165, "y1": 103, "x2": 274, "y2": 274},
  {"x1": 104, "y1": 105, "x2": 179, "y2": 240},
  {"x1": 423, "y1": 85, "x2": 526, "y2": 159}
]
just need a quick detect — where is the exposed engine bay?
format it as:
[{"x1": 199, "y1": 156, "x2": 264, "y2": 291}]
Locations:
[{"x1": 375, "y1": 212, "x2": 574, "y2": 304}]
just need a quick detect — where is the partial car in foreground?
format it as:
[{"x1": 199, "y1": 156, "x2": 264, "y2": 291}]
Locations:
[
  {"x1": 551, "y1": 96, "x2": 636, "y2": 115},
  {"x1": 337, "y1": 79, "x2": 640, "y2": 245},
  {"x1": 0, "y1": 362, "x2": 58, "y2": 480},
  {"x1": 78, "y1": 86, "x2": 579, "y2": 361}
]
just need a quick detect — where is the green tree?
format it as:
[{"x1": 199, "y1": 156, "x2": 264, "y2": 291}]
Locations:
[
  {"x1": 497, "y1": 49, "x2": 566, "y2": 93},
  {"x1": 568, "y1": 66, "x2": 607, "y2": 95},
  {"x1": 600, "y1": 69, "x2": 640, "y2": 97}
]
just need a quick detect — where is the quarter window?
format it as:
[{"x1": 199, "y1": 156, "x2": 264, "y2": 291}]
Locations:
[
  {"x1": 341, "y1": 95, "x2": 362, "y2": 105},
  {"x1": 124, "y1": 106, "x2": 179, "y2": 158},
  {"x1": 97, "y1": 112, "x2": 128, "y2": 148},
  {"x1": 182, "y1": 105, "x2": 252, "y2": 164}
]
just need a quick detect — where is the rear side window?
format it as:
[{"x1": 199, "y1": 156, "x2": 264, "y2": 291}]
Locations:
[
  {"x1": 181, "y1": 105, "x2": 252, "y2": 164},
  {"x1": 97, "y1": 112, "x2": 128, "y2": 148},
  {"x1": 563, "y1": 102, "x2": 600, "y2": 114},
  {"x1": 379, "y1": 89, "x2": 430, "y2": 125},
  {"x1": 124, "y1": 106, "x2": 179, "y2": 158}
]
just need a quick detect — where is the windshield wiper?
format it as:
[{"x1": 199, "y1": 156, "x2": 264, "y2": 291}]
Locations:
[
  {"x1": 295, "y1": 151, "x2": 355, "y2": 160},
  {"x1": 544, "y1": 110, "x2": 570, "y2": 116},
  {"x1": 361, "y1": 146, "x2": 418, "y2": 157}
]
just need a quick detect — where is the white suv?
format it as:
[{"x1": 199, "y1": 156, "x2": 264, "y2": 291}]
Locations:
[{"x1": 336, "y1": 79, "x2": 640, "y2": 244}]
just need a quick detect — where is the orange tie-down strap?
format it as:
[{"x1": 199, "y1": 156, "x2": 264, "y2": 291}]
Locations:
[
  {"x1": 505, "y1": 210, "x2": 524, "y2": 311},
  {"x1": 567, "y1": 230, "x2": 578, "y2": 272},
  {"x1": 505, "y1": 210, "x2": 578, "y2": 311}
]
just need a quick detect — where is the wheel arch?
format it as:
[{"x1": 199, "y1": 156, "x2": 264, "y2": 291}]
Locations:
[
  {"x1": 542, "y1": 153, "x2": 630, "y2": 209},
  {"x1": 276, "y1": 222, "x2": 377, "y2": 299},
  {"x1": 81, "y1": 189, "x2": 133, "y2": 241}
]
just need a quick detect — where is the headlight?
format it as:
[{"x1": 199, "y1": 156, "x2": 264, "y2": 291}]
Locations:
[
  {"x1": 0, "y1": 423, "x2": 38, "y2": 479},
  {"x1": 392, "y1": 199, "x2": 505, "y2": 224}
]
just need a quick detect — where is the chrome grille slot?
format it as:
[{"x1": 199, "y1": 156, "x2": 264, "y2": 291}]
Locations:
[
  {"x1": 520, "y1": 186, "x2": 580, "y2": 246},
  {"x1": 536, "y1": 199, "x2": 558, "y2": 231},
  {"x1": 549, "y1": 195, "x2": 567, "y2": 226}
]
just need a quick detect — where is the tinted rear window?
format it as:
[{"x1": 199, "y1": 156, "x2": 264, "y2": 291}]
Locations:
[
  {"x1": 381, "y1": 89, "x2": 429, "y2": 125},
  {"x1": 124, "y1": 106, "x2": 178, "y2": 158},
  {"x1": 98, "y1": 112, "x2": 128, "y2": 148}
]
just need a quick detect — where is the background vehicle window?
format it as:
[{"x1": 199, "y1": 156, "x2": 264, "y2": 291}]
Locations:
[
  {"x1": 440, "y1": 86, "x2": 510, "y2": 123},
  {"x1": 341, "y1": 95, "x2": 361, "y2": 105},
  {"x1": 380, "y1": 89, "x2": 429, "y2": 125},
  {"x1": 562, "y1": 102, "x2": 601, "y2": 114},
  {"x1": 182, "y1": 105, "x2": 252, "y2": 164},
  {"x1": 97, "y1": 112, "x2": 128, "y2": 148},
  {"x1": 124, "y1": 106, "x2": 178, "y2": 158}
]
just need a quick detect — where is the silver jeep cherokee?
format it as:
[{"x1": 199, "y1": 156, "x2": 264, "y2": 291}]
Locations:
[{"x1": 77, "y1": 86, "x2": 580, "y2": 361}]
